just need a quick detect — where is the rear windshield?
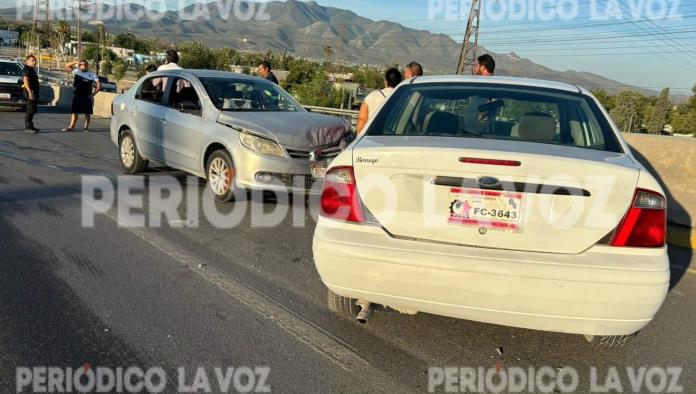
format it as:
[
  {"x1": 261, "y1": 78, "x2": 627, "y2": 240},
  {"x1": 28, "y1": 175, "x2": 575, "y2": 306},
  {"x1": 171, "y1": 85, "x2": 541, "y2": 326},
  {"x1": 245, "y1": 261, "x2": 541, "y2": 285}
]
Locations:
[
  {"x1": 0, "y1": 62, "x2": 22, "y2": 77},
  {"x1": 366, "y1": 83, "x2": 622, "y2": 153}
]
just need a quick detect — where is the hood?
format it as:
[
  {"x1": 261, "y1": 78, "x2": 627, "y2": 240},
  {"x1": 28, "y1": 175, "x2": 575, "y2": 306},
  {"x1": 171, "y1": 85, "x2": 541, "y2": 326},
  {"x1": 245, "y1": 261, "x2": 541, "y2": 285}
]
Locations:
[
  {"x1": 217, "y1": 111, "x2": 350, "y2": 149},
  {"x1": 0, "y1": 75, "x2": 22, "y2": 84}
]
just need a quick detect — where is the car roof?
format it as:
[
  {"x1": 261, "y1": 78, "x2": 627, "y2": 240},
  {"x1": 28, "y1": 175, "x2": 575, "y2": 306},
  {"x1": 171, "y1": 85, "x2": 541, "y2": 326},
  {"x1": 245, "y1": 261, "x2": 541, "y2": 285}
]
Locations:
[
  {"x1": 408, "y1": 75, "x2": 583, "y2": 94},
  {"x1": 148, "y1": 68, "x2": 266, "y2": 82}
]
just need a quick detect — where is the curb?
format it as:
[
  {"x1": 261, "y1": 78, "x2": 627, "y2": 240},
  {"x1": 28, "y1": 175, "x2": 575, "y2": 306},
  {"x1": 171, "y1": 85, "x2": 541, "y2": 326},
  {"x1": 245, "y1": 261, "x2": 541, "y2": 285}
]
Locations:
[{"x1": 668, "y1": 225, "x2": 696, "y2": 249}]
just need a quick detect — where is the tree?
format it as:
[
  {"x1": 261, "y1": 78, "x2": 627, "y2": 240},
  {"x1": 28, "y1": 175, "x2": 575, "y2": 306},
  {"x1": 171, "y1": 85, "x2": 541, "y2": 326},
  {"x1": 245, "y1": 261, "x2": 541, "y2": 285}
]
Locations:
[
  {"x1": 592, "y1": 89, "x2": 615, "y2": 112},
  {"x1": 177, "y1": 41, "x2": 215, "y2": 69},
  {"x1": 609, "y1": 90, "x2": 647, "y2": 133},
  {"x1": 644, "y1": 88, "x2": 672, "y2": 133},
  {"x1": 113, "y1": 33, "x2": 150, "y2": 53},
  {"x1": 352, "y1": 68, "x2": 383, "y2": 90},
  {"x1": 323, "y1": 45, "x2": 334, "y2": 68},
  {"x1": 112, "y1": 60, "x2": 127, "y2": 82},
  {"x1": 55, "y1": 20, "x2": 71, "y2": 52},
  {"x1": 212, "y1": 48, "x2": 238, "y2": 71},
  {"x1": 671, "y1": 84, "x2": 696, "y2": 135}
]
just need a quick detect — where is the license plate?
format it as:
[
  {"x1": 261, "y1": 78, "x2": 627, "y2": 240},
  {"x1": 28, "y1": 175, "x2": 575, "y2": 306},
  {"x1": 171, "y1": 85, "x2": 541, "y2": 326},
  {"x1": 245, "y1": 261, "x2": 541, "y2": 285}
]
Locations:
[
  {"x1": 0, "y1": 93, "x2": 10, "y2": 99},
  {"x1": 448, "y1": 187, "x2": 523, "y2": 232},
  {"x1": 310, "y1": 164, "x2": 328, "y2": 179}
]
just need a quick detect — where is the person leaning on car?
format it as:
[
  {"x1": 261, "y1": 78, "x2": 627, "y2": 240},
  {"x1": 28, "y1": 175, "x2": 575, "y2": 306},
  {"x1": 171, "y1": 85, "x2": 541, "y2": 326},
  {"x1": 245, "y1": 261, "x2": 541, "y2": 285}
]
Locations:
[
  {"x1": 357, "y1": 68, "x2": 402, "y2": 134},
  {"x1": 22, "y1": 54, "x2": 40, "y2": 134}
]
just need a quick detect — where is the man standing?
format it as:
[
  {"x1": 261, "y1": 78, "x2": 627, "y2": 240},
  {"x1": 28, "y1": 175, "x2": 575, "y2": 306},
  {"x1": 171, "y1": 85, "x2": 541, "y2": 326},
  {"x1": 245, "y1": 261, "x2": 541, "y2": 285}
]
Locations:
[
  {"x1": 158, "y1": 49, "x2": 181, "y2": 71},
  {"x1": 257, "y1": 61, "x2": 278, "y2": 84},
  {"x1": 22, "y1": 55, "x2": 40, "y2": 134},
  {"x1": 62, "y1": 59, "x2": 101, "y2": 132},
  {"x1": 474, "y1": 54, "x2": 495, "y2": 76},
  {"x1": 403, "y1": 61, "x2": 424, "y2": 80}
]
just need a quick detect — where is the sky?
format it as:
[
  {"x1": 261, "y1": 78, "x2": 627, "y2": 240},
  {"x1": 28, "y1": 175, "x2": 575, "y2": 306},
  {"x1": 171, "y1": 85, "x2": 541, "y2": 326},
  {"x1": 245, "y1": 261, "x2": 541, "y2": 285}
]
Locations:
[{"x1": 2, "y1": 0, "x2": 694, "y2": 94}]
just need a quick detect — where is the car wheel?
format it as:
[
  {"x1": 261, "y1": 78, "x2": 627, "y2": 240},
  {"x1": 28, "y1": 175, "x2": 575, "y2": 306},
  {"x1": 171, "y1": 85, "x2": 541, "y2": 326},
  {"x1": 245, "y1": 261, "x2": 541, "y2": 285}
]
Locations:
[
  {"x1": 327, "y1": 288, "x2": 361, "y2": 317},
  {"x1": 119, "y1": 130, "x2": 148, "y2": 174},
  {"x1": 584, "y1": 333, "x2": 638, "y2": 348},
  {"x1": 206, "y1": 150, "x2": 237, "y2": 202}
]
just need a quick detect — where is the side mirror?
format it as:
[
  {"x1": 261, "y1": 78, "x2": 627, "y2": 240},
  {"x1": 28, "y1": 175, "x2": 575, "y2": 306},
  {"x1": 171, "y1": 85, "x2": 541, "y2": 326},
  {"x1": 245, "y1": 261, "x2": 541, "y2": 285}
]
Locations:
[
  {"x1": 304, "y1": 107, "x2": 312, "y2": 112},
  {"x1": 177, "y1": 101, "x2": 201, "y2": 114}
]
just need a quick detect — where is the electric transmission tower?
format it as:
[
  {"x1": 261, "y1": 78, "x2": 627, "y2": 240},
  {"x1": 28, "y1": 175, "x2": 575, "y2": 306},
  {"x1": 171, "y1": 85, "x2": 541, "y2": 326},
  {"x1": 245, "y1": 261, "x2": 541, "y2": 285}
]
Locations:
[
  {"x1": 30, "y1": 0, "x2": 52, "y2": 50},
  {"x1": 456, "y1": 0, "x2": 481, "y2": 75}
]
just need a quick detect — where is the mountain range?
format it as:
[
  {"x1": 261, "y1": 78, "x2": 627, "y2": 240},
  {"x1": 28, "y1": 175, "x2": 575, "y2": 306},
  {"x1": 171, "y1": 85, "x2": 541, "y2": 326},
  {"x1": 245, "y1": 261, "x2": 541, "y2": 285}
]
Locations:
[{"x1": 0, "y1": 0, "x2": 659, "y2": 95}]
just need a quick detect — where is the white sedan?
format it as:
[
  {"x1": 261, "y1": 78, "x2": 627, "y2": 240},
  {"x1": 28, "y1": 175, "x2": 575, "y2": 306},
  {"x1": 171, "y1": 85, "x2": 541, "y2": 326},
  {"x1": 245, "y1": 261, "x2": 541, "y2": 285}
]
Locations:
[{"x1": 313, "y1": 76, "x2": 669, "y2": 347}]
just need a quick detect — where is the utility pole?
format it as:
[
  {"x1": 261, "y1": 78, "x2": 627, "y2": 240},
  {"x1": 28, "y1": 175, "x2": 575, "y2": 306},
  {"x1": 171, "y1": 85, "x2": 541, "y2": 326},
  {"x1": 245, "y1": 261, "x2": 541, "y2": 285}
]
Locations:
[
  {"x1": 76, "y1": 0, "x2": 82, "y2": 59},
  {"x1": 456, "y1": 0, "x2": 481, "y2": 75}
]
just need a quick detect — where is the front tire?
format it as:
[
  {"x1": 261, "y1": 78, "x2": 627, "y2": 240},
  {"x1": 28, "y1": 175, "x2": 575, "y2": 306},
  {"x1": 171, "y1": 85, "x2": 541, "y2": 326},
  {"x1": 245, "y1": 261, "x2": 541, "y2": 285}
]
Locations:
[
  {"x1": 119, "y1": 130, "x2": 148, "y2": 174},
  {"x1": 206, "y1": 150, "x2": 237, "y2": 202}
]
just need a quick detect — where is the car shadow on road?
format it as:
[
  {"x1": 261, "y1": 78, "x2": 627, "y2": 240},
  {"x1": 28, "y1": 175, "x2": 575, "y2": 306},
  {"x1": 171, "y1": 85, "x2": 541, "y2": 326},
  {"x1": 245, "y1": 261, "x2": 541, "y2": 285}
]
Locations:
[{"x1": 630, "y1": 149, "x2": 692, "y2": 291}]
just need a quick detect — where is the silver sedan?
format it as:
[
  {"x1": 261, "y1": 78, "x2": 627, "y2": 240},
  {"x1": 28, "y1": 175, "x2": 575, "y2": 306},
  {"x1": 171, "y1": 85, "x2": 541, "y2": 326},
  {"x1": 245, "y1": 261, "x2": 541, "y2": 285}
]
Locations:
[{"x1": 110, "y1": 69, "x2": 351, "y2": 201}]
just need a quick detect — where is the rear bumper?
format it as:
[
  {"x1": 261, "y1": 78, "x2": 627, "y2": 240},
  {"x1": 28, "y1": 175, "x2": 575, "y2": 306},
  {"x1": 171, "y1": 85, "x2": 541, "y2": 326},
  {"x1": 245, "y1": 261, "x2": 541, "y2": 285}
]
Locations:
[{"x1": 313, "y1": 218, "x2": 670, "y2": 336}]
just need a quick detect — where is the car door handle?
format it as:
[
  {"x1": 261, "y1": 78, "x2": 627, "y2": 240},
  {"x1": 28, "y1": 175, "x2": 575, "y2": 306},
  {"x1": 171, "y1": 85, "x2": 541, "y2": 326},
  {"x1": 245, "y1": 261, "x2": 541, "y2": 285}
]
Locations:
[{"x1": 160, "y1": 120, "x2": 168, "y2": 125}]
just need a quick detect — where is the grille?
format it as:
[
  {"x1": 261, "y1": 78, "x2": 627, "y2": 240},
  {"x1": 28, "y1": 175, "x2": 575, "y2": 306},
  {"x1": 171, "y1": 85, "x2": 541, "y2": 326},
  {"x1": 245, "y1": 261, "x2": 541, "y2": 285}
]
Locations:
[
  {"x1": 285, "y1": 142, "x2": 343, "y2": 160},
  {"x1": 0, "y1": 82, "x2": 21, "y2": 92}
]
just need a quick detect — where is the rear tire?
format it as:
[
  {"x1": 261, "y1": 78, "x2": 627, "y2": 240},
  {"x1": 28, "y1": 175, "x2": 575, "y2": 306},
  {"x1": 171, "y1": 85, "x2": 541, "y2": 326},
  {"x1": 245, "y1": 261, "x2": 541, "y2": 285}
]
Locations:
[
  {"x1": 119, "y1": 130, "x2": 148, "y2": 174},
  {"x1": 585, "y1": 333, "x2": 638, "y2": 348},
  {"x1": 327, "y1": 288, "x2": 361, "y2": 317},
  {"x1": 206, "y1": 150, "x2": 238, "y2": 203}
]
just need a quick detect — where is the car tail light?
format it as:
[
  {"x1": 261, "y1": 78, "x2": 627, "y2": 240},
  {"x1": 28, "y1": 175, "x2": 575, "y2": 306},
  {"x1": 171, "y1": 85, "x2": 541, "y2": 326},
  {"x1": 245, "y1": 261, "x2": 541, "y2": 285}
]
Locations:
[
  {"x1": 610, "y1": 188, "x2": 666, "y2": 248},
  {"x1": 320, "y1": 166, "x2": 367, "y2": 223}
]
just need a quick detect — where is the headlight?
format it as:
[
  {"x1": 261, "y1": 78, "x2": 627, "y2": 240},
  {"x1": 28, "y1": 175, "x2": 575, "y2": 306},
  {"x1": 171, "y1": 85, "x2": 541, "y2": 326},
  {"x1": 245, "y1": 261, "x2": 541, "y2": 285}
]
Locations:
[{"x1": 239, "y1": 132, "x2": 285, "y2": 157}]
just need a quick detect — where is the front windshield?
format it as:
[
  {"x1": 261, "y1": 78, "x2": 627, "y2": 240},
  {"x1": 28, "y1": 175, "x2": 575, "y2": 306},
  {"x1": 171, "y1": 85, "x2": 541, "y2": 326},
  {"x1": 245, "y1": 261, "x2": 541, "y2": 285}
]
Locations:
[
  {"x1": 200, "y1": 77, "x2": 304, "y2": 112},
  {"x1": 0, "y1": 63, "x2": 22, "y2": 77}
]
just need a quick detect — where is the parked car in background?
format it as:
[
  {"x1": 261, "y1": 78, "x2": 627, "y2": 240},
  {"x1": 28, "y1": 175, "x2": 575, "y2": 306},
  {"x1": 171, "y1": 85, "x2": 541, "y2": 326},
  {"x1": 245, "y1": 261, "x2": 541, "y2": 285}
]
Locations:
[
  {"x1": 99, "y1": 76, "x2": 117, "y2": 93},
  {"x1": 314, "y1": 76, "x2": 669, "y2": 348},
  {"x1": 0, "y1": 58, "x2": 26, "y2": 110},
  {"x1": 111, "y1": 69, "x2": 351, "y2": 201}
]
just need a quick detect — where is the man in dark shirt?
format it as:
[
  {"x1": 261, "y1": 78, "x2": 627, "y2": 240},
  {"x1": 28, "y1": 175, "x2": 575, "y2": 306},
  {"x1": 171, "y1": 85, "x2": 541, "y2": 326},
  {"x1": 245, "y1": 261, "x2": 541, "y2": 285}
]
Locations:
[
  {"x1": 257, "y1": 60, "x2": 279, "y2": 84},
  {"x1": 22, "y1": 55, "x2": 40, "y2": 134},
  {"x1": 62, "y1": 59, "x2": 101, "y2": 132}
]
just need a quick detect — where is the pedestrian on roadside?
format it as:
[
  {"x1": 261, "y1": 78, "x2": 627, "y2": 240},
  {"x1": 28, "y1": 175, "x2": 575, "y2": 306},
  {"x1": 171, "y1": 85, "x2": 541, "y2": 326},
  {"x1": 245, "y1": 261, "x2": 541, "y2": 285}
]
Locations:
[
  {"x1": 403, "y1": 61, "x2": 424, "y2": 80},
  {"x1": 474, "y1": 54, "x2": 495, "y2": 76},
  {"x1": 257, "y1": 61, "x2": 279, "y2": 84},
  {"x1": 62, "y1": 59, "x2": 101, "y2": 132},
  {"x1": 356, "y1": 68, "x2": 402, "y2": 134},
  {"x1": 22, "y1": 54, "x2": 40, "y2": 134},
  {"x1": 158, "y1": 50, "x2": 182, "y2": 71}
]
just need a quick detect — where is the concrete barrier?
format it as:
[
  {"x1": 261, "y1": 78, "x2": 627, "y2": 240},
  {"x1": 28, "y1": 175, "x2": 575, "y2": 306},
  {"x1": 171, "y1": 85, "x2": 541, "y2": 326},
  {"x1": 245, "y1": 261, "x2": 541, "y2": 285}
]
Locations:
[
  {"x1": 93, "y1": 92, "x2": 119, "y2": 118},
  {"x1": 622, "y1": 133, "x2": 696, "y2": 231}
]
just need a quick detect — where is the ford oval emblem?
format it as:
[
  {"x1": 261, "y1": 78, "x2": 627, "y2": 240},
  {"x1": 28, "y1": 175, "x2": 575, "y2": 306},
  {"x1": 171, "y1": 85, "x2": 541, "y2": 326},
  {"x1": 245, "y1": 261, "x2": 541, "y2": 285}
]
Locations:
[{"x1": 478, "y1": 176, "x2": 500, "y2": 187}]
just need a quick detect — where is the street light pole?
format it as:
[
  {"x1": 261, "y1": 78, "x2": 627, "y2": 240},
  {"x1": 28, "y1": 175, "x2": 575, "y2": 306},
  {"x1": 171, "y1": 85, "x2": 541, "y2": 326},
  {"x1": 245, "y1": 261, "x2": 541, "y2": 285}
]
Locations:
[{"x1": 76, "y1": 0, "x2": 82, "y2": 59}]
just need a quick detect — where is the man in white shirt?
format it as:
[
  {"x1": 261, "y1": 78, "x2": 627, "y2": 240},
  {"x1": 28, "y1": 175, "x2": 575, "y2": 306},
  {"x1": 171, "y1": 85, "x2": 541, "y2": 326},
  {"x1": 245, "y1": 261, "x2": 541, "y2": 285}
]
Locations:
[
  {"x1": 357, "y1": 68, "x2": 402, "y2": 134},
  {"x1": 157, "y1": 50, "x2": 182, "y2": 71},
  {"x1": 153, "y1": 50, "x2": 182, "y2": 91}
]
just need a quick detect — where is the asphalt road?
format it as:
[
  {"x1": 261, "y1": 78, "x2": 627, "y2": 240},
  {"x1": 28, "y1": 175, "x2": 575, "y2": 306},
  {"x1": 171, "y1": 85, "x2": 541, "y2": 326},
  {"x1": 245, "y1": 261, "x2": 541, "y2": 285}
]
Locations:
[{"x1": 1, "y1": 108, "x2": 694, "y2": 393}]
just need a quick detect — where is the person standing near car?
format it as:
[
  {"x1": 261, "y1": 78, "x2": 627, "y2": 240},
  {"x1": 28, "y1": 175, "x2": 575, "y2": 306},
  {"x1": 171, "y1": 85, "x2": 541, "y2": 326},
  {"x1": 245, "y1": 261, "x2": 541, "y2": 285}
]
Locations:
[
  {"x1": 62, "y1": 59, "x2": 101, "y2": 132},
  {"x1": 22, "y1": 54, "x2": 40, "y2": 134},
  {"x1": 357, "y1": 68, "x2": 402, "y2": 134},
  {"x1": 403, "y1": 61, "x2": 424, "y2": 80},
  {"x1": 257, "y1": 61, "x2": 279, "y2": 84}
]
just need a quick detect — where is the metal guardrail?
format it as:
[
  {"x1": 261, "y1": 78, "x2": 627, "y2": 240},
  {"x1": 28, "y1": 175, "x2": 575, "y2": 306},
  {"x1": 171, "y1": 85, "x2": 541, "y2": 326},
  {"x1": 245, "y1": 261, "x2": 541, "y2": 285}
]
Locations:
[{"x1": 304, "y1": 105, "x2": 359, "y2": 130}]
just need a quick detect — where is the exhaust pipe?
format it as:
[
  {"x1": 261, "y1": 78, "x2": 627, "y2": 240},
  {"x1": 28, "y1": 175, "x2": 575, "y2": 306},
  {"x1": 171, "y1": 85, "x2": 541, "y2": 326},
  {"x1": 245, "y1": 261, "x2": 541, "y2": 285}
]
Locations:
[{"x1": 356, "y1": 300, "x2": 374, "y2": 324}]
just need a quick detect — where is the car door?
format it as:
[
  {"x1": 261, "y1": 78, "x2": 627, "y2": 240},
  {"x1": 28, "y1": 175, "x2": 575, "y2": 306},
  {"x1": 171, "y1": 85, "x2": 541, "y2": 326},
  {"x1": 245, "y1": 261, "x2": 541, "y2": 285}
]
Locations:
[
  {"x1": 161, "y1": 77, "x2": 208, "y2": 172},
  {"x1": 132, "y1": 76, "x2": 169, "y2": 162}
]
